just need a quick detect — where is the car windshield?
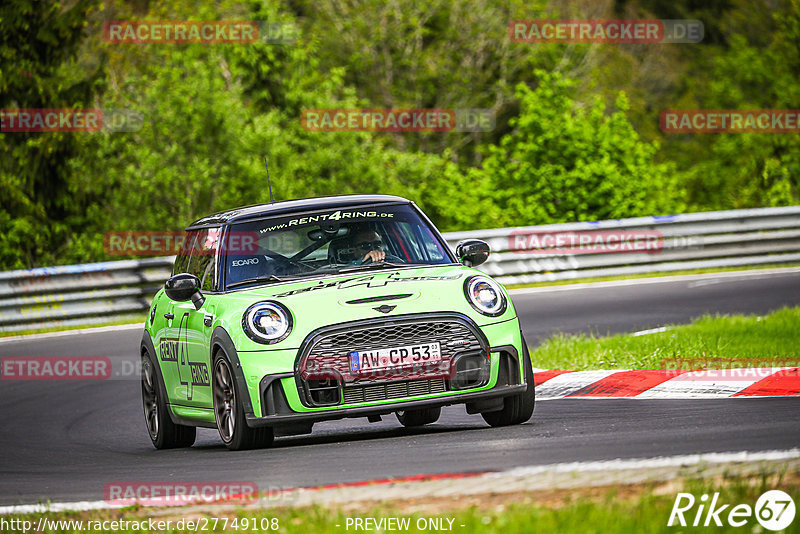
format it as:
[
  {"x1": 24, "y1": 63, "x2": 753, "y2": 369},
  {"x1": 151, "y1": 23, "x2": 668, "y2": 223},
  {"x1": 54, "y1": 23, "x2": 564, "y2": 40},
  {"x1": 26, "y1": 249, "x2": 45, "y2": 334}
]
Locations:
[{"x1": 223, "y1": 204, "x2": 453, "y2": 289}]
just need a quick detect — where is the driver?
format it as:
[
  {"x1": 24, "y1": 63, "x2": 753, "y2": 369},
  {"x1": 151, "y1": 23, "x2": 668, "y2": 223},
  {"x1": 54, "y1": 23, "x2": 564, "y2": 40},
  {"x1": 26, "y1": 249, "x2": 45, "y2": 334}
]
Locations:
[{"x1": 349, "y1": 226, "x2": 403, "y2": 265}]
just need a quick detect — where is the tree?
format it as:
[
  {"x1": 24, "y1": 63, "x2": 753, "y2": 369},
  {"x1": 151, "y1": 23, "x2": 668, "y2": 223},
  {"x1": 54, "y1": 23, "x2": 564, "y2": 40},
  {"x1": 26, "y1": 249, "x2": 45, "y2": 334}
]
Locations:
[
  {"x1": 476, "y1": 71, "x2": 681, "y2": 228},
  {"x1": 0, "y1": 0, "x2": 104, "y2": 268},
  {"x1": 65, "y1": 1, "x2": 475, "y2": 263},
  {"x1": 679, "y1": 0, "x2": 800, "y2": 209}
]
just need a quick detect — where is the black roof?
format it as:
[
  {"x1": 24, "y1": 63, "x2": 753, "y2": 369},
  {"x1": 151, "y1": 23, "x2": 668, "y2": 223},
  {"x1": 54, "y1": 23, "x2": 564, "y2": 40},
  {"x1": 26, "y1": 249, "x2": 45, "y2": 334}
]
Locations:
[{"x1": 186, "y1": 194, "x2": 411, "y2": 229}]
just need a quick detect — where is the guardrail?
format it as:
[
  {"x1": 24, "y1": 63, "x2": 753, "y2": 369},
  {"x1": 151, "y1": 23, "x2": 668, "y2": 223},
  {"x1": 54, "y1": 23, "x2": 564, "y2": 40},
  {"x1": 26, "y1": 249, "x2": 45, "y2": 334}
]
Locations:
[
  {"x1": 444, "y1": 205, "x2": 800, "y2": 285},
  {"x1": 1, "y1": 206, "x2": 799, "y2": 332},
  {"x1": 0, "y1": 258, "x2": 174, "y2": 333}
]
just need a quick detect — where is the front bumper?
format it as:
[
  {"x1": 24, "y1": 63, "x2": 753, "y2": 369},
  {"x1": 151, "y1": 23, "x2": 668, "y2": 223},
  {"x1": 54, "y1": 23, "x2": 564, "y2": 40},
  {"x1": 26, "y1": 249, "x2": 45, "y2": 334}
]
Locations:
[
  {"x1": 246, "y1": 340, "x2": 526, "y2": 432},
  {"x1": 227, "y1": 314, "x2": 526, "y2": 430},
  {"x1": 245, "y1": 381, "x2": 527, "y2": 428}
]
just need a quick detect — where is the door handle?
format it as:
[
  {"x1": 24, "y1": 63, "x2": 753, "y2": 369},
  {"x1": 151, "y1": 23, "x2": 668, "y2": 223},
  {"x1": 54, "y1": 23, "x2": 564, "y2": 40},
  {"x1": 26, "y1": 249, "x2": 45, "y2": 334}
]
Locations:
[{"x1": 164, "y1": 313, "x2": 174, "y2": 320}]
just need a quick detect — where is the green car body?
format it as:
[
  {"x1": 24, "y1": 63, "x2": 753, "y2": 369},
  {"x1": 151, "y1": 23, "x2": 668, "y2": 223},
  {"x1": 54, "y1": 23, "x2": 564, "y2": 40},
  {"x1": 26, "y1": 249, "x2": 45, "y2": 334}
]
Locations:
[{"x1": 140, "y1": 195, "x2": 534, "y2": 450}]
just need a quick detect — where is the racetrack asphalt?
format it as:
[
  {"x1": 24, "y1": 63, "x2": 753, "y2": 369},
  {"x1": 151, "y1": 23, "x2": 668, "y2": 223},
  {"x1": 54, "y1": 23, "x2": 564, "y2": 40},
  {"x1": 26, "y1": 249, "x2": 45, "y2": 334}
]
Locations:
[{"x1": 0, "y1": 269, "x2": 798, "y2": 506}]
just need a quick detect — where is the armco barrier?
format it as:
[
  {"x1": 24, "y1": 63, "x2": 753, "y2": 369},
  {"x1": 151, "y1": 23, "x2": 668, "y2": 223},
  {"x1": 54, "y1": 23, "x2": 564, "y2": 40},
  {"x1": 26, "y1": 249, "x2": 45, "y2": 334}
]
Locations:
[
  {"x1": 0, "y1": 257, "x2": 173, "y2": 332},
  {"x1": 1, "y1": 206, "x2": 799, "y2": 332},
  {"x1": 444, "y1": 205, "x2": 800, "y2": 285}
]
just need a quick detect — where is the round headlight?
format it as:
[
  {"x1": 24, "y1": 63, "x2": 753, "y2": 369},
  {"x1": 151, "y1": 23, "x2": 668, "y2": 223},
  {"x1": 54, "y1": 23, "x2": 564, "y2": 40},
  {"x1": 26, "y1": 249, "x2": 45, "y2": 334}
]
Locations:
[
  {"x1": 464, "y1": 276, "x2": 507, "y2": 317},
  {"x1": 242, "y1": 301, "x2": 292, "y2": 344}
]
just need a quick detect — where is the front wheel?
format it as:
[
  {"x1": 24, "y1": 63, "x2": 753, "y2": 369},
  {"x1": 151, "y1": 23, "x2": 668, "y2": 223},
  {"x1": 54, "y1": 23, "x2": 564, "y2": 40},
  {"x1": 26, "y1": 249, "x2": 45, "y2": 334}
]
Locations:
[
  {"x1": 481, "y1": 342, "x2": 535, "y2": 427},
  {"x1": 396, "y1": 406, "x2": 441, "y2": 427},
  {"x1": 213, "y1": 353, "x2": 273, "y2": 451},
  {"x1": 141, "y1": 352, "x2": 196, "y2": 449}
]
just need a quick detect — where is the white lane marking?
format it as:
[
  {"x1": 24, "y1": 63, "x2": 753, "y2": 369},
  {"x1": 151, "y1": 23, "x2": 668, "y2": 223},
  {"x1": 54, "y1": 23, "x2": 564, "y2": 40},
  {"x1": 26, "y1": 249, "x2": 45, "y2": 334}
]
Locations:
[
  {"x1": 2, "y1": 449, "x2": 797, "y2": 515},
  {"x1": 492, "y1": 448, "x2": 800, "y2": 478},
  {"x1": 0, "y1": 323, "x2": 143, "y2": 344},
  {"x1": 0, "y1": 500, "x2": 126, "y2": 515},
  {"x1": 631, "y1": 326, "x2": 669, "y2": 336},
  {"x1": 508, "y1": 266, "x2": 800, "y2": 295},
  {"x1": 535, "y1": 369, "x2": 621, "y2": 399}
]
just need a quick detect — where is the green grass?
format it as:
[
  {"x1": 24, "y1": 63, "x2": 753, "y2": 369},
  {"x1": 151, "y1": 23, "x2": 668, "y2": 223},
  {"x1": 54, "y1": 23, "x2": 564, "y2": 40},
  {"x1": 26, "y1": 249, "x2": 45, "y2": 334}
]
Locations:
[
  {"x1": 3, "y1": 471, "x2": 797, "y2": 533},
  {"x1": 505, "y1": 263, "x2": 800, "y2": 289},
  {"x1": 530, "y1": 306, "x2": 800, "y2": 370}
]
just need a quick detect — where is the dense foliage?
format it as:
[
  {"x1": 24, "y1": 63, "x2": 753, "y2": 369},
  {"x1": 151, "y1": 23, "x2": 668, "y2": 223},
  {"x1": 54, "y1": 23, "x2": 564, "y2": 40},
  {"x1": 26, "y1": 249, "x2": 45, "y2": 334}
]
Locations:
[{"x1": 1, "y1": 0, "x2": 798, "y2": 268}]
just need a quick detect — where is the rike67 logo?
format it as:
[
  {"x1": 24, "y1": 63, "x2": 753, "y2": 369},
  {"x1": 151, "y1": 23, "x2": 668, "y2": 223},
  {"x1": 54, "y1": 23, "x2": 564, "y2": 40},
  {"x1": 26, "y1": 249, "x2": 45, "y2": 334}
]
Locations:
[{"x1": 668, "y1": 490, "x2": 795, "y2": 531}]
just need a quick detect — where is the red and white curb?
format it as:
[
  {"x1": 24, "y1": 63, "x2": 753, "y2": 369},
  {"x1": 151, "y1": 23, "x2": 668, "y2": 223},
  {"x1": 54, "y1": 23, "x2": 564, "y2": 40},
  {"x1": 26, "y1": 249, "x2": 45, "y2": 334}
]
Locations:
[{"x1": 533, "y1": 367, "x2": 800, "y2": 399}]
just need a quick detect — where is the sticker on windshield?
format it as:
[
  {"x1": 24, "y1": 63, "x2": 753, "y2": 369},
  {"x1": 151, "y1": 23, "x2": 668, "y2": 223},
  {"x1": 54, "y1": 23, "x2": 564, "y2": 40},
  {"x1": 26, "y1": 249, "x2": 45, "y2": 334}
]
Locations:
[
  {"x1": 259, "y1": 210, "x2": 395, "y2": 233},
  {"x1": 231, "y1": 257, "x2": 259, "y2": 267}
]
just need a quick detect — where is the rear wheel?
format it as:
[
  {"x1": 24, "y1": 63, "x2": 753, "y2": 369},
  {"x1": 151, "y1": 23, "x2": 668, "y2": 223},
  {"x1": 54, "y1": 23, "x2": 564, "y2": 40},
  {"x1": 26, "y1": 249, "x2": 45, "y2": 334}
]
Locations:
[
  {"x1": 481, "y1": 342, "x2": 535, "y2": 427},
  {"x1": 141, "y1": 352, "x2": 196, "y2": 449},
  {"x1": 213, "y1": 353, "x2": 273, "y2": 451},
  {"x1": 396, "y1": 406, "x2": 441, "y2": 427}
]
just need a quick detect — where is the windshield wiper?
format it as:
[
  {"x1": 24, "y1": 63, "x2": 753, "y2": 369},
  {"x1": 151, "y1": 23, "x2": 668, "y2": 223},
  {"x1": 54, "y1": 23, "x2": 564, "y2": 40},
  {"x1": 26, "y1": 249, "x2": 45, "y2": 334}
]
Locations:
[{"x1": 226, "y1": 275, "x2": 287, "y2": 288}]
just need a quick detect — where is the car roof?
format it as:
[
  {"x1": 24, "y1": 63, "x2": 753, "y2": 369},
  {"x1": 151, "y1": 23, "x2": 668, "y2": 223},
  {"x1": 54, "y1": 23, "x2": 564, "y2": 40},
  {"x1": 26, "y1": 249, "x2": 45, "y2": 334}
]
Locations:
[{"x1": 186, "y1": 194, "x2": 412, "y2": 230}]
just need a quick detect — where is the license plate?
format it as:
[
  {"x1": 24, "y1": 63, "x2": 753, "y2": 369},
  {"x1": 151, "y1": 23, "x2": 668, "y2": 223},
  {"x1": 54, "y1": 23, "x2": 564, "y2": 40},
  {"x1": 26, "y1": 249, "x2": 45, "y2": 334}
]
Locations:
[{"x1": 349, "y1": 342, "x2": 442, "y2": 372}]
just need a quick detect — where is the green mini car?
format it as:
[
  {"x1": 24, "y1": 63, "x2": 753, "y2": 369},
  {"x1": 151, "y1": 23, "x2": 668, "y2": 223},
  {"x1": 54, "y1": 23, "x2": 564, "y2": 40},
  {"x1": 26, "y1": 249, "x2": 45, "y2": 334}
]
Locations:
[{"x1": 140, "y1": 195, "x2": 534, "y2": 450}]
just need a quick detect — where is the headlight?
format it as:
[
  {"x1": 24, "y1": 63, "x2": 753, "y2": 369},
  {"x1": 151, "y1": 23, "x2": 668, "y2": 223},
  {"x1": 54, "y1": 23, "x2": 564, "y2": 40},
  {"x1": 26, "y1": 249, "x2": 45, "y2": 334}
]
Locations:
[
  {"x1": 464, "y1": 276, "x2": 507, "y2": 317},
  {"x1": 242, "y1": 301, "x2": 293, "y2": 344}
]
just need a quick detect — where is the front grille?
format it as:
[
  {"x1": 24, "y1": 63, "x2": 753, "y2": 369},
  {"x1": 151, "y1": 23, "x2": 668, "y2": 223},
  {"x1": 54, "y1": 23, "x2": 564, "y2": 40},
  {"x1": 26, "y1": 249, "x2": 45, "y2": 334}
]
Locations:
[
  {"x1": 343, "y1": 378, "x2": 447, "y2": 404},
  {"x1": 297, "y1": 314, "x2": 487, "y2": 406}
]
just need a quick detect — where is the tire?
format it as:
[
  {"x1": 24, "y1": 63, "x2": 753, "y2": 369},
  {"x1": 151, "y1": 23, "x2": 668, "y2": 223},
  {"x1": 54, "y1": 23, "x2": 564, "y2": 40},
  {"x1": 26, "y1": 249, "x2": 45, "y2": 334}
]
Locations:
[
  {"x1": 212, "y1": 352, "x2": 274, "y2": 451},
  {"x1": 481, "y1": 340, "x2": 535, "y2": 427},
  {"x1": 396, "y1": 406, "x2": 441, "y2": 427},
  {"x1": 141, "y1": 352, "x2": 196, "y2": 449}
]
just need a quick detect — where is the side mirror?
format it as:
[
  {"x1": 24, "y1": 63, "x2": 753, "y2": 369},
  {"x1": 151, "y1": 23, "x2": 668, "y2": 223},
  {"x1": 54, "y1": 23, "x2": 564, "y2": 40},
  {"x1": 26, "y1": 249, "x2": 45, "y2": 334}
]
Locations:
[
  {"x1": 165, "y1": 273, "x2": 205, "y2": 310},
  {"x1": 455, "y1": 239, "x2": 490, "y2": 267}
]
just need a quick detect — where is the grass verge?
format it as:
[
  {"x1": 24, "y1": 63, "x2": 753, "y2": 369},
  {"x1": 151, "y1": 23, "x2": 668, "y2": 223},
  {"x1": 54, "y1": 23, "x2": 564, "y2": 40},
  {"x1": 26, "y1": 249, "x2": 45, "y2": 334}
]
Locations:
[
  {"x1": 2, "y1": 469, "x2": 797, "y2": 533},
  {"x1": 529, "y1": 306, "x2": 800, "y2": 370}
]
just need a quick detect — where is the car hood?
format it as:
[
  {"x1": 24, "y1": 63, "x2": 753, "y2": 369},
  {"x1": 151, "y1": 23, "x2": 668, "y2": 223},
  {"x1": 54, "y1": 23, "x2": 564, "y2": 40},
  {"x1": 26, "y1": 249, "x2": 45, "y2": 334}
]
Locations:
[{"x1": 212, "y1": 264, "x2": 516, "y2": 350}]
